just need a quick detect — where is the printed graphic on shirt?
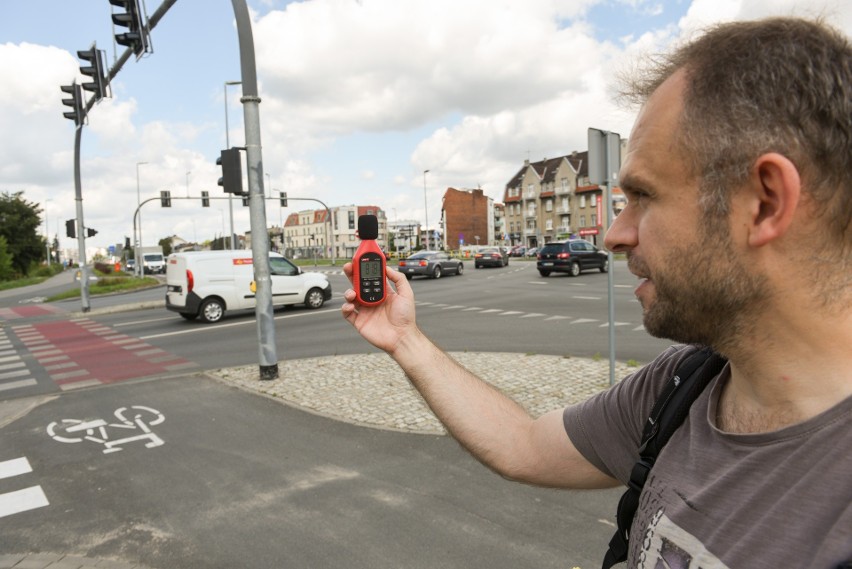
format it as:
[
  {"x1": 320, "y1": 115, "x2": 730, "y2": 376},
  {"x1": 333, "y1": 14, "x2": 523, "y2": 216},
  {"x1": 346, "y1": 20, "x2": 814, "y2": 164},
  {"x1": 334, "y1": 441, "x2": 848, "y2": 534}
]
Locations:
[{"x1": 637, "y1": 510, "x2": 730, "y2": 569}]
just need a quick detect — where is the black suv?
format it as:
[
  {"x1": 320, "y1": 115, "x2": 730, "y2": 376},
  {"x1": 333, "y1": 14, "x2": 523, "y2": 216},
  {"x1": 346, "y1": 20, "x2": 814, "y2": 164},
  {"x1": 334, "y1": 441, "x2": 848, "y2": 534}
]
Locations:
[{"x1": 536, "y1": 240, "x2": 608, "y2": 277}]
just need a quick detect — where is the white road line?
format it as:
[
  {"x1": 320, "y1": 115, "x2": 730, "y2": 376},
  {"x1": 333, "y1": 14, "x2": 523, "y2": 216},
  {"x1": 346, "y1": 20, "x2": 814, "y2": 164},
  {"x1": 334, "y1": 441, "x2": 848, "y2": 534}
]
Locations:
[
  {"x1": 0, "y1": 355, "x2": 21, "y2": 364},
  {"x1": 599, "y1": 322, "x2": 631, "y2": 327},
  {"x1": 0, "y1": 361, "x2": 25, "y2": 371},
  {"x1": 0, "y1": 379, "x2": 38, "y2": 392},
  {"x1": 499, "y1": 311, "x2": 523, "y2": 316},
  {"x1": 114, "y1": 316, "x2": 181, "y2": 327},
  {"x1": 0, "y1": 486, "x2": 49, "y2": 519},
  {"x1": 0, "y1": 369, "x2": 29, "y2": 380},
  {"x1": 139, "y1": 307, "x2": 340, "y2": 340},
  {"x1": 479, "y1": 309, "x2": 503, "y2": 314},
  {"x1": 520, "y1": 313, "x2": 545, "y2": 318},
  {"x1": 572, "y1": 296, "x2": 601, "y2": 300},
  {"x1": 462, "y1": 307, "x2": 483, "y2": 311},
  {"x1": 570, "y1": 318, "x2": 599, "y2": 324},
  {"x1": 0, "y1": 457, "x2": 32, "y2": 479},
  {"x1": 526, "y1": 282, "x2": 547, "y2": 285},
  {"x1": 544, "y1": 315, "x2": 570, "y2": 321}
]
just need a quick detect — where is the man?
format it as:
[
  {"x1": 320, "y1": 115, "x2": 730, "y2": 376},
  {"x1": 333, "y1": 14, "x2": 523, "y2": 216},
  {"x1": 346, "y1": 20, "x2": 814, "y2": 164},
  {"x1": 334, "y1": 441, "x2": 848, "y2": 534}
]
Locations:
[{"x1": 342, "y1": 17, "x2": 851, "y2": 568}]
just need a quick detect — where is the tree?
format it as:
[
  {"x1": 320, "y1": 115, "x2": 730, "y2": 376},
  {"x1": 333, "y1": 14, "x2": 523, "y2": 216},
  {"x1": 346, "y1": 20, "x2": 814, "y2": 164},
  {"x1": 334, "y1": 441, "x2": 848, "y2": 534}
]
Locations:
[
  {"x1": 158, "y1": 237, "x2": 173, "y2": 256},
  {"x1": 0, "y1": 236, "x2": 14, "y2": 280},
  {"x1": 0, "y1": 192, "x2": 44, "y2": 276}
]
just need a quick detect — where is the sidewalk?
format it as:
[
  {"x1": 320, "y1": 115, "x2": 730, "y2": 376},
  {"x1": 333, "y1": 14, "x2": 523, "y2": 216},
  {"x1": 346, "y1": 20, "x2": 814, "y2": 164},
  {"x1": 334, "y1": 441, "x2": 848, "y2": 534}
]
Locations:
[{"x1": 207, "y1": 351, "x2": 632, "y2": 435}]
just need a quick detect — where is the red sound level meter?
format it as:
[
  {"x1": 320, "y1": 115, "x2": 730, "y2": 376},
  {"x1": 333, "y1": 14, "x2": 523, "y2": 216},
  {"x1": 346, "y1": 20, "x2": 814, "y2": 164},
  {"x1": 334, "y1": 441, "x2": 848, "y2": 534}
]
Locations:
[{"x1": 353, "y1": 214, "x2": 386, "y2": 306}]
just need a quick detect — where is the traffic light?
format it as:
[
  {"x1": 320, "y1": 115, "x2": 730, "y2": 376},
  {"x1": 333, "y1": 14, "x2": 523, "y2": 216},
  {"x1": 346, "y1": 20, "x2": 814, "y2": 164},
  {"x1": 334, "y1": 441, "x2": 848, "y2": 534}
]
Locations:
[
  {"x1": 125, "y1": 237, "x2": 131, "y2": 249},
  {"x1": 160, "y1": 190, "x2": 171, "y2": 207},
  {"x1": 216, "y1": 148, "x2": 244, "y2": 196},
  {"x1": 60, "y1": 83, "x2": 84, "y2": 126},
  {"x1": 86, "y1": 228, "x2": 98, "y2": 238},
  {"x1": 65, "y1": 219, "x2": 76, "y2": 239},
  {"x1": 77, "y1": 44, "x2": 109, "y2": 102},
  {"x1": 280, "y1": 192, "x2": 288, "y2": 207},
  {"x1": 242, "y1": 195, "x2": 250, "y2": 207},
  {"x1": 201, "y1": 191, "x2": 210, "y2": 207},
  {"x1": 110, "y1": 0, "x2": 150, "y2": 57}
]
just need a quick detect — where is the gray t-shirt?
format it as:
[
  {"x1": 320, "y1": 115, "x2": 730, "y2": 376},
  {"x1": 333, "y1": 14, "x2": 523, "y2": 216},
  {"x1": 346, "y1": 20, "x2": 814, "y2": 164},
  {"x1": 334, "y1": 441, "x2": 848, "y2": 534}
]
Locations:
[{"x1": 563, "y1": 345, "x2": 852, "y2": 568}]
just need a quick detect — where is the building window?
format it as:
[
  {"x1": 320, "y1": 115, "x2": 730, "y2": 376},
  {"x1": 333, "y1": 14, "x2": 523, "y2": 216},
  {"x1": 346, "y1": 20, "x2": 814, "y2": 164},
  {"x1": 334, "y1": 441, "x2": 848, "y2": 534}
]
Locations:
[
  {"x1": 348, "y1": 211, "x2": 355, "y2": 229},
  {"x1": 561, "y1": 177, "x2": 568, "y2": 191},
  {"x1": 527, "y1": 205, "x2": 536, "y2": 217},
  {"x1": 545, "y1": 219, "x2": 553, "y2": 230},
  {"x1": 591, "y1": 214, "x2": 597, "y2": 227},
  {"x1": 591, "y1": 194, "x2": 597, "y2": 207},
  {"x1": 527, "y1": 184, "x2": 534, "y2": 198},
  {"x1": 580, "y1": 215, "x2": 586, "y2": 227},
  {"x1": 580, "y1": 195, "x2": 586, "y2": 208},
  {"x1": 545, "y1": 200, "x2": 553, "y2": 212}
]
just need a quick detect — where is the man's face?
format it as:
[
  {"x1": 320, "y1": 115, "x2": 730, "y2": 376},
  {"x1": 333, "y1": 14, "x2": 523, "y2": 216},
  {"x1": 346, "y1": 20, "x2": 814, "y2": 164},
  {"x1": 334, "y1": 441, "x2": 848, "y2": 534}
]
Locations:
[{"x1": 606, "y1": 71, "x2": 766, "y2": 347}]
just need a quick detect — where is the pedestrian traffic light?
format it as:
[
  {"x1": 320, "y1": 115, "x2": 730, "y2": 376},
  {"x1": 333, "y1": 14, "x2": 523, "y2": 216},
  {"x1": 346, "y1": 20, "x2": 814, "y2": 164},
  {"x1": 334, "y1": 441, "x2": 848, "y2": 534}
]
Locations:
[
  {"x1": 280, "y1": 192, "x2": 288, "y2": 207},
  {"x1": 60, "y1": 83, "x2": 84, "y2": 126},
  {"x1": 160, "y1": 190, "x2": 171, "y2": 207},
  {"x1": 109, "y1": 0, "x2": 150, "y2": 58},
  {"x1": 86, "y1": 228, "x2": 98, "y2": 238},
  {"x1": 201, "y1": 191, "x2": 210, "y2": 207},
  {"x1": 77, "y1": 44, "x2": 109, "y2": 102},
  {"x1": 216, "y1": 148, "x2": 244, "y2": 196},
  {"x1": 65, "y1": 219, "x2": 76, "y2": 239}
]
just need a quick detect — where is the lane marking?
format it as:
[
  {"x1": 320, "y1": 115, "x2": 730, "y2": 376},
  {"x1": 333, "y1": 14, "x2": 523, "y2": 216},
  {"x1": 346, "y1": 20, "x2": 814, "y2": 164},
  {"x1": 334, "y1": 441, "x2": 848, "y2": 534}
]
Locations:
[
  {"x1": 0, "y1": 486, "x2": 50, "y2": 518},
  {"x1": 0, "y1": 379, "x2": 38, "y2": 392},
  {"x1": 139, "y1": 308, "x2": 340, "y2": 340},
  {"x1": 0, "y1": 457, "x2": 33, "y2": 479}
]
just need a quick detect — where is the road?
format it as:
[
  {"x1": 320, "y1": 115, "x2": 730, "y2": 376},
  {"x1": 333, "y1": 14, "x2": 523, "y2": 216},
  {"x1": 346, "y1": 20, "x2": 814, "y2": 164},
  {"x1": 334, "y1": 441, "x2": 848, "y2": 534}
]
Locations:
[{"x1": 0, "y1": 260, "x2": 667, "y2": 568}]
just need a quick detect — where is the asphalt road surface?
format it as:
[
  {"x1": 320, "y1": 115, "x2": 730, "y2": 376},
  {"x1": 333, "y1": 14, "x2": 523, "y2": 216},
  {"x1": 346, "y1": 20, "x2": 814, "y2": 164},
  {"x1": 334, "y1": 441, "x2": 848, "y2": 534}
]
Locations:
[{"x1": 0, "y1": 260, "x2": 666, "y2": 568}]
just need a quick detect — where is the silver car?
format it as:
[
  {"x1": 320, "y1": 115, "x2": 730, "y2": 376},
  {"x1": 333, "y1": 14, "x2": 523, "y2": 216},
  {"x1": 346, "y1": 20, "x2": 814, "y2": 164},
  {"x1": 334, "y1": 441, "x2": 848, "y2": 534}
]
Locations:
[{"x1": 398, "y1": 251, "x2": 464, "y2": 279}]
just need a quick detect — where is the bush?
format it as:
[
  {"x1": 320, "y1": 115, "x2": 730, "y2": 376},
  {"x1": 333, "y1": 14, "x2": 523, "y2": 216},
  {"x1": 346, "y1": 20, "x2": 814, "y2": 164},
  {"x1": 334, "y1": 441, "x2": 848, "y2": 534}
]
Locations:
[{"x1": 94, "y1": 262, "x2": 115, "y2": 274}]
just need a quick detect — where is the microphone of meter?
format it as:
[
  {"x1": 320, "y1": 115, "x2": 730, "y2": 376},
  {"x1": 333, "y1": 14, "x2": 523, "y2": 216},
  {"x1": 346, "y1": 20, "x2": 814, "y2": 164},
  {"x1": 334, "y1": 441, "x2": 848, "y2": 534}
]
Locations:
[{"x1": 352, "y1": 214, "x2": 387, "y2": 306}]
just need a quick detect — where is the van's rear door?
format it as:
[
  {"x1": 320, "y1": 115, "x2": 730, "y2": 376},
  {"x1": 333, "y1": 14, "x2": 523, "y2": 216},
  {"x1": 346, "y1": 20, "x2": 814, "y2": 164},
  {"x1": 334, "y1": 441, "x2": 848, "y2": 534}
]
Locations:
[{"x1": 165, "y1": 254, "x2": 188, "y2": 309}]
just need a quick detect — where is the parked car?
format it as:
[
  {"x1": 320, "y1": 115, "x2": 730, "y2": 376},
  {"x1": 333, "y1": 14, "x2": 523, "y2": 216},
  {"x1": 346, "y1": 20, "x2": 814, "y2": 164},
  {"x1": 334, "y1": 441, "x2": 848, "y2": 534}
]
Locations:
[
  {"x1": 165, "y1": 250, "x2": 332, "y2": 323},
  {"x1": 398, "y1": 251, "x2": 464, "y2": 279},
  {"x1": 536, "y1": 240, "x2": 608, "y2": 277},
  {"x1": 474, "y1": 247, "x2": 509, "y2": 268},
  {"x1": 526, "y1": 247, "x2": 538, "y2": 257},
  {"x1": 509, "y1": 245, "x2": 526, "y2": 257}
]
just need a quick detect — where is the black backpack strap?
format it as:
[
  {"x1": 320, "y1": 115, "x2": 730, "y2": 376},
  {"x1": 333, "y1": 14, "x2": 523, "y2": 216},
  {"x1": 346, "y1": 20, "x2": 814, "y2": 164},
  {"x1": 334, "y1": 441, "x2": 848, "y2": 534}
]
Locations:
[{"x1": 602, "y1": 347, "x2": 727, "y2": 569}]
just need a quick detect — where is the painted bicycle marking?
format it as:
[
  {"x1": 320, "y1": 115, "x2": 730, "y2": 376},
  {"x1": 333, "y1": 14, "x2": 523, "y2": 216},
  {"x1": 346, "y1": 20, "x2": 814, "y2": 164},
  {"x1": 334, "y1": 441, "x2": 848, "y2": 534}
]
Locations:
[{"x1": 46, "y1": 406, "x2": 165, "y2": 454}]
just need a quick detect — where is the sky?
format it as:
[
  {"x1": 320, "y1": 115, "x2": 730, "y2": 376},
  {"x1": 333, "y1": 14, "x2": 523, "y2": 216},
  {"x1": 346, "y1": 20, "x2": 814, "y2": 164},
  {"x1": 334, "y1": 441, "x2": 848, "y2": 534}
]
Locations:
[{"x1": 1, "y1": 0, "x2": 850, "y2": 256}]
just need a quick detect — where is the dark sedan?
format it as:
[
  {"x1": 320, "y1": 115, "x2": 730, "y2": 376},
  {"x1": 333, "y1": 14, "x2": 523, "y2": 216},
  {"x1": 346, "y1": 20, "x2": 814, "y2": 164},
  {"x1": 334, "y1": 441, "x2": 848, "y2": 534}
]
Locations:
[
  {"x1": 474, "y1": 247, "x2": 509, "y2": 268},
  {"x1": 398, "y1": 251, "x2": 464, "y2": 279}
]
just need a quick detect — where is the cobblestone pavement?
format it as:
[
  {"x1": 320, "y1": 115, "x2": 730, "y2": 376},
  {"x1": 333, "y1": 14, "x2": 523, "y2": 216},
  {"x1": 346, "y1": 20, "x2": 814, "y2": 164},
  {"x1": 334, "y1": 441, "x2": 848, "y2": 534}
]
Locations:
[{"x1": 208, "y1": 352, "x2": 635, "y2": 435}]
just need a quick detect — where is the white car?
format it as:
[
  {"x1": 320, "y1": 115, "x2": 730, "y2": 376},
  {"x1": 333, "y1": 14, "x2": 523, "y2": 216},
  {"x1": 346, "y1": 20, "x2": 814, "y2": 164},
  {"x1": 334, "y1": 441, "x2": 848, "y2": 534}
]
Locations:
[{"x1": 165, "y1": 250, "x2": 332, "y2": 323}]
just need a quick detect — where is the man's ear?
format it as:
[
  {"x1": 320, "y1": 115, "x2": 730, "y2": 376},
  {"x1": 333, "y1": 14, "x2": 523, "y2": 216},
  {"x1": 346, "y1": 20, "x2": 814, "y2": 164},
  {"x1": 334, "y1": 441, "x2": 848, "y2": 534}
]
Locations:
[{"x1": 746, "y1": 153, "x2": 801, "y2": 247}]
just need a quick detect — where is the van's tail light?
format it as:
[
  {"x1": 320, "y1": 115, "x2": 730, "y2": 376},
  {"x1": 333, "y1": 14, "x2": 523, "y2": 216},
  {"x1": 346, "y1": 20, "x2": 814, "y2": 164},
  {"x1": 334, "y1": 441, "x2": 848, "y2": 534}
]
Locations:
[{"x1": 186, "y1": 270, "x2": 194, "y2": 294}]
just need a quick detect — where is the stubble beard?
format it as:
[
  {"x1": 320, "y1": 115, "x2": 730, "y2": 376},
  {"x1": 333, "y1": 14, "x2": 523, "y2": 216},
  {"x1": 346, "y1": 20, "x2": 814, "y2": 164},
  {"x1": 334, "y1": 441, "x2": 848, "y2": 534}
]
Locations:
[{"x1": 631, "y1": 224, "x2": 768, "y2": 352}]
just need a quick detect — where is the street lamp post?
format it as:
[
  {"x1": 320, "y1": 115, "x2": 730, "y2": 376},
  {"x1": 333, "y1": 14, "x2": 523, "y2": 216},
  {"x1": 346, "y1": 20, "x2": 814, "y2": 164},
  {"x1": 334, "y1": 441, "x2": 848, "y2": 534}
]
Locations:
[
  {"x1": 224, "y1": 80, "x2": 241, "y2": 250},
  {"x1": 185, "y1": 171, "x2": 191, "y2": 197},
  {"x1": 136, "y1": 161, "x2": 148, "y2": 277},
  {"x1": 423, "y1": 169, "x2": 430, "y2": 250},
  {"x1": 44, "y1": 198, "x2": 52, "y2": 266}
]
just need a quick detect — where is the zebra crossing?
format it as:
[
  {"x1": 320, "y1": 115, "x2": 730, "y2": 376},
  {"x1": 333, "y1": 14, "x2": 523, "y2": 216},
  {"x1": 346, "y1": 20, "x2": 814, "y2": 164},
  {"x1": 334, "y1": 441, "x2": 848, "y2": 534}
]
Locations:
[
  {"x1": 0, "y1": 456, "x2": 49, "y2": 519},
  {"x1": 0, "y1": 328, "x2": 38, "y2": 394}
]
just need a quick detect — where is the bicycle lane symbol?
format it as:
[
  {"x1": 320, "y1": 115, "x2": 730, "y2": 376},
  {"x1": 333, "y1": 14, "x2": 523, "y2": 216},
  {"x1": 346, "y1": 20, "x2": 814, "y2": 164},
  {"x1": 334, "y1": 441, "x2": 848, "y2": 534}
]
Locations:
[{"x1": 46, "y1": 406, "x2": 165, "y2": 454}]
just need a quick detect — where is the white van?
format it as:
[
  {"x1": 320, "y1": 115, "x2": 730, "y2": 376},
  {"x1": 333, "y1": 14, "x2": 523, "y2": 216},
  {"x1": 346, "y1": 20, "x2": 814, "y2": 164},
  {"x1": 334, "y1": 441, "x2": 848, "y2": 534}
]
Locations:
[{"x1": 165, "y1": 250, "x2": 332, "y2": 323}]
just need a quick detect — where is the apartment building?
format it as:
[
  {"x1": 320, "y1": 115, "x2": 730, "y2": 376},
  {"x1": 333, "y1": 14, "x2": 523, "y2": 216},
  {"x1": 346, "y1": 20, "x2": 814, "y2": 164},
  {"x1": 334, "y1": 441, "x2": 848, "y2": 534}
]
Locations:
[
  {"x1": 440, "y1": 187, "x2": 496, "y2": 250},
  {"x1": 502, "y1": 150, "x2": 625, "y2": 249},
  {"x1": 282, "y1": 205, "x2": 387, "y2": 259}
]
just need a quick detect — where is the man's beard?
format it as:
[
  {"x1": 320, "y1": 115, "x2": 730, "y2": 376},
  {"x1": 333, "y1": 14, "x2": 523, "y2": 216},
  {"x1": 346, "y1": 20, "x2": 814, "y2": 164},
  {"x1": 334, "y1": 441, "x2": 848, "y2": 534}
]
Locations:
[{"x1": 630, "y1": 226, "x2": 768, "y2": 350}]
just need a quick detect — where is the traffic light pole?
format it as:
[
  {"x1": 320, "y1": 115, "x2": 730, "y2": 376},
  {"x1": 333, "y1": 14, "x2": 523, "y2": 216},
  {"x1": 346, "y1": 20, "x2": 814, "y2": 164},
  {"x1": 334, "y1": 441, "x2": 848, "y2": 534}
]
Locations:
[
  {"x1": 72, "y1": 124, "x2": 91, "y2": 313},
  {"x1": 232, "y1": 0, "x2": 278, "y2": 380}
]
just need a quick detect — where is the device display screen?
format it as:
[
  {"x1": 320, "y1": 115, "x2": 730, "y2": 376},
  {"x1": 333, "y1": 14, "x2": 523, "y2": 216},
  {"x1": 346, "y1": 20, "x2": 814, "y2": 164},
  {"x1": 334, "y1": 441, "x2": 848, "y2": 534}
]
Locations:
[{"x1": 361, "y1": 259, "x2": 382, "y2": 279}]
